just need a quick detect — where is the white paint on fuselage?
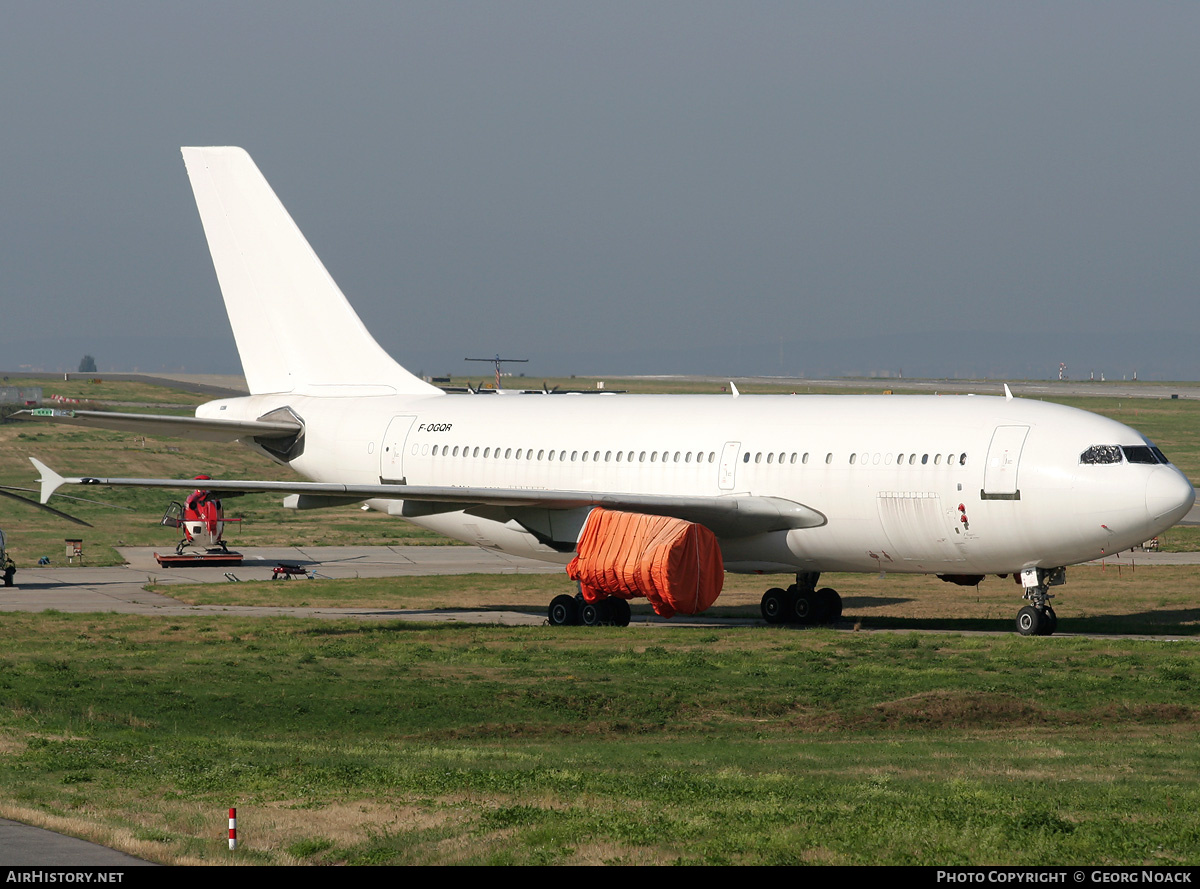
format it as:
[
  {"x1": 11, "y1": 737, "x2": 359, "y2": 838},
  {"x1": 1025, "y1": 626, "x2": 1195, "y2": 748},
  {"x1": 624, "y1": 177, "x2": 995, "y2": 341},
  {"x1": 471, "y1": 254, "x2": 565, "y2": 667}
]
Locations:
[{"x1": 198, "y1": 391, "x2": 1195, "y2": 577}]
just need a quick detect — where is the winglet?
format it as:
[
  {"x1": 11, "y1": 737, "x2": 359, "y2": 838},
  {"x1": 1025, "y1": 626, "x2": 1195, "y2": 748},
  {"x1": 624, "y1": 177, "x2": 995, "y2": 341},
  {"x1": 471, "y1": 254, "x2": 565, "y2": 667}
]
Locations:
[
  {"x1": 29, "y1": 457, "x2": 72, "y2": 504},
  {"x1": 730, "y1": 382, "x2": 740, "y2": 398},
  {"x1": 1003, "y1": 383, "x2": 1013, "y2": 401}
]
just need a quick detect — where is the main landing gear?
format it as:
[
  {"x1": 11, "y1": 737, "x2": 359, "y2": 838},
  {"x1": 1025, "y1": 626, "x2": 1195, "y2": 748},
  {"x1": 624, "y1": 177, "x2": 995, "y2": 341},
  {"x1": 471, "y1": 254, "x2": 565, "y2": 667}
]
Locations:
[
  {"x1": 1015, "y1": 567, "x2": 1064, "y2": 636},
  {"x1": 761, "y1": 572, "x2": 842, "y2": 626},
  {"x1": 548, "y1": 592, "x2": 632, "y2": 627}
]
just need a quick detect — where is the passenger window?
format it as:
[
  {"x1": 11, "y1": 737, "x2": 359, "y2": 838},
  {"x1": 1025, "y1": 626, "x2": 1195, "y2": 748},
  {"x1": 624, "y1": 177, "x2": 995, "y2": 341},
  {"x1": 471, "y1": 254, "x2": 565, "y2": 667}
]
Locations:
[
  {"x1": 959, "y1": 453, "x2": 968, "y2": 466},
  {"x1": 768, "y1": 453, "x2": 775, "y2": 464},
  {"x1": 921, "y1": 454, "x2": 928, "y2": 464},
  {"x1": 743, "y1": 453, "x2": 749, "y2": 463},
  {"x1": 825, "y1": 453, "x2": 833, "y2": 464}
]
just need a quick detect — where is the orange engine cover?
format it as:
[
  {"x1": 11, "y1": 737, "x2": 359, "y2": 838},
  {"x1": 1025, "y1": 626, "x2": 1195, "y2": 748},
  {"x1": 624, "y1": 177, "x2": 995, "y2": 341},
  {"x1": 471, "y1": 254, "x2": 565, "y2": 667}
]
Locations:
[{"x1": 566, "y1": 508, "x2": 724, "y2": 619}]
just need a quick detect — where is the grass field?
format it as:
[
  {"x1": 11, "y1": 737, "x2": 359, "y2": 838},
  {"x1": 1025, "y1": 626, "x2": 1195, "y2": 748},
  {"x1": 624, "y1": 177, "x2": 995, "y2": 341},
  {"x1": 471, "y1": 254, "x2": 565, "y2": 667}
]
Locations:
[{"x1": 1, "y1": 611, "x2": 1199, "y2": 865}]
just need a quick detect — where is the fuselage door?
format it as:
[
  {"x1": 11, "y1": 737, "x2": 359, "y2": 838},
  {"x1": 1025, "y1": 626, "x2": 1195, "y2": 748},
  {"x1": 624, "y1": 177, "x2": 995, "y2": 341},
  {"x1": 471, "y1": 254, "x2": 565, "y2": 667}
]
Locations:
[
  {"x1": 718, "y1": 441, "x2": 741, "y2": 490},
  {"x1": 380, "y1": 415, "x2": 417, "y2": 483},
  {"x1": 982, "y1": 425, "x2": 1029, "y2": 499}
]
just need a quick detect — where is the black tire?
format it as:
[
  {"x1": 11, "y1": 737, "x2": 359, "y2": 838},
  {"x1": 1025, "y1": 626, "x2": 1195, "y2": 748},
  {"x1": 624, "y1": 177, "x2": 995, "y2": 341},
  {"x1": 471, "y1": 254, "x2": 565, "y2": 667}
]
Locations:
[
  {"x1": 1040, "y1": 606, "x2": 1058, "y2": 636},
  {"x1": 1016, "y1": 605, "x2": 1042, "y2": 636},
  {"x1": 792, "y1": 590, "x2": 822, "y2": 625},
  {"x1": 761, "y1": 588, "x2": 789, "y2": 625},
  {"x1": 816, "y1": 587, "x2": 842, "y2": 623},
  {"x1": 580, "y1": 600, "x2": 607, "y2": 627},
  {"x1": 609, "y1": 597, "x2": 631, "y2": 627},
  {"x1": 548, "y1": 594, "x2": 579, "y2": 627}
]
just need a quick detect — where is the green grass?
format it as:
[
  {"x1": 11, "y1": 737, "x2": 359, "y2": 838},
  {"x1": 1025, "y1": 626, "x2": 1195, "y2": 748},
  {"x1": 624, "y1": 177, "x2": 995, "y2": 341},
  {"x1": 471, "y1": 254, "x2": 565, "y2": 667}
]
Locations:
[{"x1": 1, "y1": 613, "x2": 1199, "y2": 864}]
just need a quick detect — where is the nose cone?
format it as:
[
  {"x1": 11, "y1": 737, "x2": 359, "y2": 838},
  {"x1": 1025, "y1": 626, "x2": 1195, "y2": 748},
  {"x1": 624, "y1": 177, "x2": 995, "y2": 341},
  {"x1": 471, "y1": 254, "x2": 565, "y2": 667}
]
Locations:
[{"x1": 1146, "y1": 468, "x2": 1195, "y2": 527}]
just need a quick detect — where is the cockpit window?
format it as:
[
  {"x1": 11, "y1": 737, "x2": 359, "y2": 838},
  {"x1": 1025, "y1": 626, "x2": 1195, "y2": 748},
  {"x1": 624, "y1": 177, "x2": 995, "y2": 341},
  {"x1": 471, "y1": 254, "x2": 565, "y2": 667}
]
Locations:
[
  {"x1": 1080, "y1": 445, "x2": 1122, "y2": 464},
  {"x1": 1121, "y1": 445, "x2": 1159, "y2": 465},
  {"x1": 1152, "y1": 447, "x2": 1171, "y2": 464}
]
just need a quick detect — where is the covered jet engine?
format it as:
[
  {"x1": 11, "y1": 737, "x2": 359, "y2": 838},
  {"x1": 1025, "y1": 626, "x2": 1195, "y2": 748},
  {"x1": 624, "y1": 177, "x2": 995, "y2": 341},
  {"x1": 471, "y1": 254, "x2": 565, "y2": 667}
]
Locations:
[{"x1": 552, "y1": 508, "x2": 725, "y2": 626}]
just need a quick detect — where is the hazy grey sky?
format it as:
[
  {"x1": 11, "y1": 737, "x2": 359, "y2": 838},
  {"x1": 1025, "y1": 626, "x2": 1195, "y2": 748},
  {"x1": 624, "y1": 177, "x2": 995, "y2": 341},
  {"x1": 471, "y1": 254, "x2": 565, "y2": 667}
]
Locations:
[{"x1": 2, "y1": 3, "x2": 1198, "y2": 380}]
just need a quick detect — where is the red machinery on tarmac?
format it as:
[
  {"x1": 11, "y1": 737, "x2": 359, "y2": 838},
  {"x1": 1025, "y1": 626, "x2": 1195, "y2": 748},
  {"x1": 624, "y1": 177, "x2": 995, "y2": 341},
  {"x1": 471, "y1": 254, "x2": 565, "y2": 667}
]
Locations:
[{"x1": 155, "y1": 476, "x2": 243, "y2": 567}]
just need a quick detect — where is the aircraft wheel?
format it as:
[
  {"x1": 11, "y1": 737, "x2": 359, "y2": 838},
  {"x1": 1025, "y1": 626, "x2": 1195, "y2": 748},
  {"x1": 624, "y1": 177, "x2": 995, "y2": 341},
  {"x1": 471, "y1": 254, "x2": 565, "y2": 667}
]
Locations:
[
  {"x1": 761, "y1": 588, "x2": 789, "y2": 625},
  {"x1": 1016, "y1": 605, "x2": 1042, "y2": 637},
  {"x1": 580, "y1": 600, "x2": 608, "y2": 627},
  {"x1": 791, "y1": 590, "x2": 821, "y2": 625},
  {"x1": 1039, "y1": 606, "x2": 1058, "y2": 636},
  {"x1": 549, "y1": 594, "x2": 579, "y2": 627},
  {"x1": 609, "y1": 597, "x2": 631, "y2": 627},
  {"x1": 816, "y1": 587, "x2": 842, "y2": 623}
]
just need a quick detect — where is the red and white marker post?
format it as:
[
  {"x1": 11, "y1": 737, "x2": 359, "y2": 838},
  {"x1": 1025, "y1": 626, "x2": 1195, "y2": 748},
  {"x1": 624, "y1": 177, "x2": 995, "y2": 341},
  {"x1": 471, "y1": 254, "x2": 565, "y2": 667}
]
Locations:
[{"x1": 228, "y1": 807, "x2": 237, "y2": 850}]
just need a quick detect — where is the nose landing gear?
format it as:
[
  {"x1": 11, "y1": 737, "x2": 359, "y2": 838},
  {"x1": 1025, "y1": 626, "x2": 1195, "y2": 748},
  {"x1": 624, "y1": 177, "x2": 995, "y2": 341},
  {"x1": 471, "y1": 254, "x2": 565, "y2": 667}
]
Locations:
[{"x1": 1015, "y1": 567, "x2": 1064, "y2": 636}]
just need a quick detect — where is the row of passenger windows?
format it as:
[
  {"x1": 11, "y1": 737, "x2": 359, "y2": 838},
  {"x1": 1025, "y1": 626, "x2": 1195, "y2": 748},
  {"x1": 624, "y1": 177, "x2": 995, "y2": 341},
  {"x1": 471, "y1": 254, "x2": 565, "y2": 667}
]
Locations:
[
  {"x1": 427, "y1": 444, "x2": 718, "y2": 463},
  {"x1": 744, "y1": 451, "x2": 968, "y2": 466},
  {"x1": 419, "y1": 443, "x2": 967, "y2": 467}
]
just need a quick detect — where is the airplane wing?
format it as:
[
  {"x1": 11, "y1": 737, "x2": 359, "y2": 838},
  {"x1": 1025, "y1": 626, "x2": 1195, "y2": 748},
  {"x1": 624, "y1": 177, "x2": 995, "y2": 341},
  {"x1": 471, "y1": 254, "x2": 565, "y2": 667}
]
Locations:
[
  {"x1": 29, "y1": 458, "x2": 825, "y2": 537},
  {"x1": 14, "y1": 409, "x2": 301, "y2": 444}
]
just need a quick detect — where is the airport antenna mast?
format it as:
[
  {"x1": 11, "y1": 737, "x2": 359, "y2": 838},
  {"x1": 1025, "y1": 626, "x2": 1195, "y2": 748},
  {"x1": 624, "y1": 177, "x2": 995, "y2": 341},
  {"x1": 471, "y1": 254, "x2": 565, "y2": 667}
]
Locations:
[{"x1": 465, "y1": 354, "x2": 529, "y2": 390}]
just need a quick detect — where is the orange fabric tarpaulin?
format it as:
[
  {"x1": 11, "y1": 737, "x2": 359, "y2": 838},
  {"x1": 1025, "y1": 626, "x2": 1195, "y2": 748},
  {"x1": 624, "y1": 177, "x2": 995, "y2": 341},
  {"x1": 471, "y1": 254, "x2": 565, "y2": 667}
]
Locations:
[{"x1": 566, "y1": 508, "x2": 724, "y2": 618}]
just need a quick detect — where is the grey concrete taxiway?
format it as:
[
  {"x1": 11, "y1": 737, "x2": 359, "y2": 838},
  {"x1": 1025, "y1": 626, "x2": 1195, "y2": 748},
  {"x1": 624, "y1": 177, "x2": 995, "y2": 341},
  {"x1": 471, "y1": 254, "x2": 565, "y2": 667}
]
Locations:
[
  {"x1": 0, "y1": 545, "x2": 564, "y2": 625},
  {"x1": 0, "y1": 818, "x2": 152, "y2": 866}
]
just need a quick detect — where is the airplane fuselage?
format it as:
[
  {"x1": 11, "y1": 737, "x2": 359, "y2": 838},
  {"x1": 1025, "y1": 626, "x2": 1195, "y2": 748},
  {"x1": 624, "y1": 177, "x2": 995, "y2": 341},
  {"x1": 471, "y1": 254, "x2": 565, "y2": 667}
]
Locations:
[{"x1": 198, "y1": 390, "x2": 1195, "y2": 577}]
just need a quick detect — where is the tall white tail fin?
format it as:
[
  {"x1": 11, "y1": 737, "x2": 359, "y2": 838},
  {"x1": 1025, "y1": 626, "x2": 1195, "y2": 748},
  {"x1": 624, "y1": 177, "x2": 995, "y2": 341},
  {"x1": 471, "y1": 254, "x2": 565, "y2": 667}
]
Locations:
[{"x1": 181, "y1": 147, "x2": 441, "y2": 397}]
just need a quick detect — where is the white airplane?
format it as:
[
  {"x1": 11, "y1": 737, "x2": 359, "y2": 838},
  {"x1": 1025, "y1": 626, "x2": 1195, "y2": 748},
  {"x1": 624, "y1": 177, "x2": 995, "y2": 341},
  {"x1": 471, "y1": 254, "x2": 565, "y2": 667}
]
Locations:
[{"x1": 26, "y1": 147, "x2": 1195, "y2": 636}]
